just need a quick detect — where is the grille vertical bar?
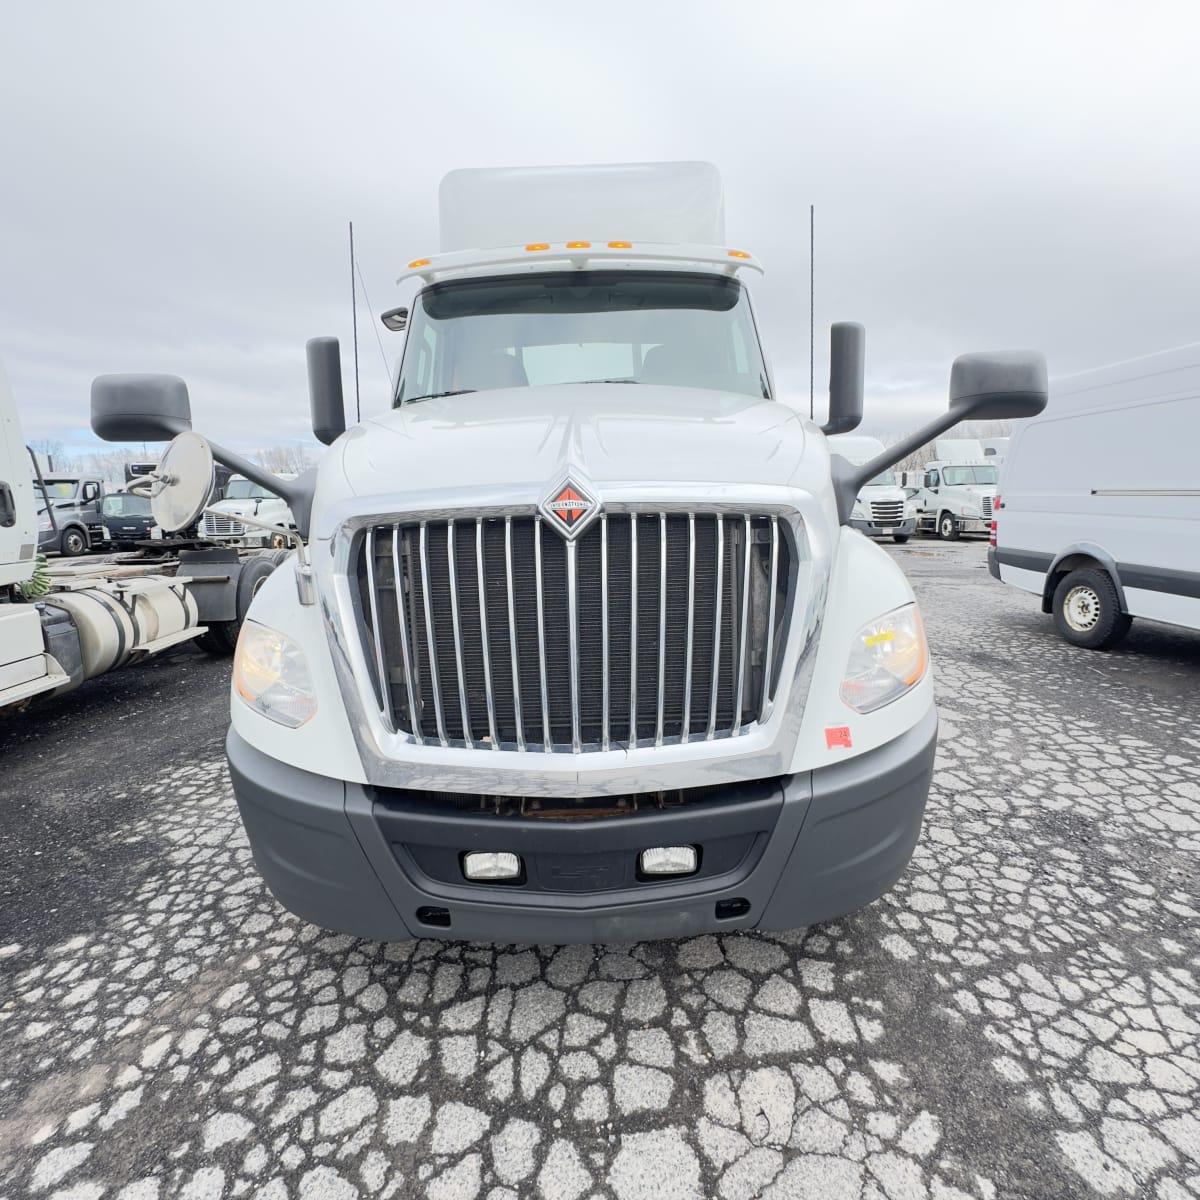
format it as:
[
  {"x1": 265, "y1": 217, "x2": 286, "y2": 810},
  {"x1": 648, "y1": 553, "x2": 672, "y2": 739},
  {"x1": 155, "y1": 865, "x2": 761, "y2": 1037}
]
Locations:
[
  {"x1": 357, "y1": 511, "x2": 793, "y2": 753},
  {"x1": 391, "y1": 528, "x2": 421, "y2": 744},
  {"x1": 504, "y1": 518, "x2": 525, "y2": 751}
]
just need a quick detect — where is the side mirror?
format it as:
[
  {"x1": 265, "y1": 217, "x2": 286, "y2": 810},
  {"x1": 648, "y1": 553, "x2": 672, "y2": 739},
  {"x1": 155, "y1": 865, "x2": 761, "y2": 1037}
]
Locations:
[
  {"x1": 381, "y1": 307, "x2": 408, "y2": 332},
  {"x1": 948, "y1": 351, "x2": 1048, "y2": 420},
  {"x1": 821, "y1": 322, "x2": 865, "y2": 435},
  {"x1": 91, "y1": 375, "x2": 192, "y2": 443},
  {"x1": 307, "y1": 337, "x2": 346, "y2": 446}
]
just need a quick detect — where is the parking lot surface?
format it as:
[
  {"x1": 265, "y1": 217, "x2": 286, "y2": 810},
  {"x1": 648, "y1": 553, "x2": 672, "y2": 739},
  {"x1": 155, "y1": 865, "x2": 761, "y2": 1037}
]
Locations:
[{"x1": 1, "y1": 541, "x2": 1198, "y2": 1200}]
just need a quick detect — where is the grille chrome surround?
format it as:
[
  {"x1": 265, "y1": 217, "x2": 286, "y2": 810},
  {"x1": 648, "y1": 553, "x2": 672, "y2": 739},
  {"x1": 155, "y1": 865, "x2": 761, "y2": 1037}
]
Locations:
[
  {"x1": 869, "y1": 500, "x2": 905, "y2": 524},
  {"x1": 981, "y1": 496, "x2": 994, "y2": 520},
  {"x1": 352, "y1": 511, "x2": 795, "y2": 754}
]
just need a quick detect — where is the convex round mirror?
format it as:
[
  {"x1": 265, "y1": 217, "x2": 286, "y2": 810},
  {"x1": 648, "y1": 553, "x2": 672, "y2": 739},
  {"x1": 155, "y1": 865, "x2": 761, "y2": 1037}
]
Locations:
[{"x1": 148, "y1": 431, "x2": 214, "y2": 531}]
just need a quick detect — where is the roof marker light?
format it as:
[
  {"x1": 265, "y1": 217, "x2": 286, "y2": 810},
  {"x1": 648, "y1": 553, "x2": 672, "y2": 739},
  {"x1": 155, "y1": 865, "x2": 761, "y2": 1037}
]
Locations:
[
  {"x1": 525, "y1": 243, "x2": 550, "y2": 252},
  {"x1": 607, "y1": 241, "x2": 633, "y2": 249},
  {"x1": 408, "y1": 258, "x2": 431, "y2": 269},
  {"x1": 566, "y1": 241, "x2": 591, "y2": 249},
  {"x1": 727, "y1": 249, "x2": 752, "y2": 259}
]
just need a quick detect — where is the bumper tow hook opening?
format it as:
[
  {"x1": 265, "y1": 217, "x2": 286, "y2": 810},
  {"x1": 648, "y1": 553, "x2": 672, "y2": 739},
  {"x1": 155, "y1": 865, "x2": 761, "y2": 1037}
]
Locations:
[
  {"x1": 415, "y1": 906, "x2": 451, "y2": 928},
  {"x1": 715, "y1": 897, "x2": 751, "y2": 920}
]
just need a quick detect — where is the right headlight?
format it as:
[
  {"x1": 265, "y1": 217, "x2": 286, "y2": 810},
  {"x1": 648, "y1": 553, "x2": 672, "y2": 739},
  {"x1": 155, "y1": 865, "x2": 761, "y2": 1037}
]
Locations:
[
  {"x1": 234, "y1": 620, "x2": 317, "y2": 728},
  {"x1": 840, "y1": 604, "x2": 928, "y2": 713}
]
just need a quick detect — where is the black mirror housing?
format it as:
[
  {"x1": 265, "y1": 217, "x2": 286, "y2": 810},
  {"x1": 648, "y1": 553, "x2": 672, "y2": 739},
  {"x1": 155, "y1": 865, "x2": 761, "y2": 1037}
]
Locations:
[
  {"x1": 821, "y1": 322, "x2": 865, "y2": 435},
  {"x1": 307, "y1": 337, "x2": 346, "y2": 446},
  {"x1": 948, "y1": 351, "x2": 1048, "y2": 420},
  {"x1": 91, "y1": 375, "x2": 192, "y2": 443}
]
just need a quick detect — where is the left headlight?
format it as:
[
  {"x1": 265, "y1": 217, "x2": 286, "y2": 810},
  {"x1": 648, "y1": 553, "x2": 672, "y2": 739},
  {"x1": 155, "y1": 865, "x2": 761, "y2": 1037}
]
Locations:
[
  {"x1": 234, "y1": 620, "x2": 317, "y2": 728},
  {"x1": 840, "y1": 604, "x2": 928, "y2": 713}
]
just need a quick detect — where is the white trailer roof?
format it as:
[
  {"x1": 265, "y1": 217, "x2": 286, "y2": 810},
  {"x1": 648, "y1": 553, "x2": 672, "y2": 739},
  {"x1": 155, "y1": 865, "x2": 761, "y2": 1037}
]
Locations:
[{"x1": 438, "y1": 161, "x2": 725, "y2": 253}]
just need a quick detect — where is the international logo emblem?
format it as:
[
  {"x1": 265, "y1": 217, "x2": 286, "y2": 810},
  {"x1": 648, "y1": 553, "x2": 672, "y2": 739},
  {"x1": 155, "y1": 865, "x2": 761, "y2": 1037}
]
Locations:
[{"x1": 540, "y1": 475, "x2": 600, "y2": 539}]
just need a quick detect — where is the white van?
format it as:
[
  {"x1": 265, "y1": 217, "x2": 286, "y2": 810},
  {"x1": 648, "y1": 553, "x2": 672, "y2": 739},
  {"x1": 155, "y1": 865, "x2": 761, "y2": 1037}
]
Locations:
[
  {"x1": 990, "y1": 343, "x2": 1200, "y2": 648},
  {"x1": 828, "y1": 435, "x2": 916, "y2": 542}
]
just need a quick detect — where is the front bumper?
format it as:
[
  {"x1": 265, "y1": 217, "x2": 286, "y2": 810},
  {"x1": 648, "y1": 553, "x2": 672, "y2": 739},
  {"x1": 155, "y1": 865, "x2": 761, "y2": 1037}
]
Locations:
[
  {"x1": 849, "y1": 517, "x2": 916, "y2": 537},
  {"x1": 227, "y1": 705, "x2": 937, "y2": 944}
]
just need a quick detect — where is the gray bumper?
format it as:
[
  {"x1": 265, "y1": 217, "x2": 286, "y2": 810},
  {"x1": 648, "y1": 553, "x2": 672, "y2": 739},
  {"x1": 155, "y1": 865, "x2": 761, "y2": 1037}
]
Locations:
[
  {"x1": 849, "y1": 517, "x2": 916, "y2": 537},
  {"x1": 227, "y1": 706, "x2": 937, "y2": 944}
]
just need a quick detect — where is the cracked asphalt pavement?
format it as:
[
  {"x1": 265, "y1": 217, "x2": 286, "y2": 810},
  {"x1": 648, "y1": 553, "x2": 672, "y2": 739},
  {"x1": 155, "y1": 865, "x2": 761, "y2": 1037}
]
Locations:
[{"x1": 1, "y1": 541, "x2": 1198, "y2": 1200}]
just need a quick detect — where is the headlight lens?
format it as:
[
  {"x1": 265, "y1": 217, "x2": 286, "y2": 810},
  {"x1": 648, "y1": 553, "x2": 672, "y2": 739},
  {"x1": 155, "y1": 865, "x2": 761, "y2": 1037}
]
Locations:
[
  {"x1": 234, "y1": 620, "x2": 317, "y2": 728},
  {"x1": 840, "y1": 604, "x2": 928, "y2": 713}
]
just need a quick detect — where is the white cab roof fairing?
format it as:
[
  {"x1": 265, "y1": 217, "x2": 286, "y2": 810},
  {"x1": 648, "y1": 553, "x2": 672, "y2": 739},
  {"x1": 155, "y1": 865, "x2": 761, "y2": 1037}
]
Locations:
[
  {"x1": 827, "y1": 434, "x2": 887, "y2": 466},
  {"x1": 438, "y1": 161, "x2": 725, "y2": 253},
  {"x1": 933, "y1": 438, "x2": 987, "y2": 463}
]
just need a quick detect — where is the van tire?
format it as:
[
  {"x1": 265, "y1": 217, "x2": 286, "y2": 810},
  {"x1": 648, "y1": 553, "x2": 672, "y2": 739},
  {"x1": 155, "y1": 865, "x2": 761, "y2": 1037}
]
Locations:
[
  {"x1": 1052, "y1": 568, "x2": 1131, "y2": 650},
  {"x1": 195, "y1": 554, "x2": 279, "y2": 656},
  {"x1": 59, "y1": 527, "x2": 88, "y2": 557},
  {"x1": 937, "y1": 513, "x2": 960, "y2": 541}
]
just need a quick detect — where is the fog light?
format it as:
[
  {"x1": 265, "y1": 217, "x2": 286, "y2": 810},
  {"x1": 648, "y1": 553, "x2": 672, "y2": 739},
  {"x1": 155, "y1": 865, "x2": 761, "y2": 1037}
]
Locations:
[
  {"x1": 463, "y1": 851, "x2": 521, "y2": 881},
  {"x1": 639, "y1": 846, "x2": 698, "y2": 876}
]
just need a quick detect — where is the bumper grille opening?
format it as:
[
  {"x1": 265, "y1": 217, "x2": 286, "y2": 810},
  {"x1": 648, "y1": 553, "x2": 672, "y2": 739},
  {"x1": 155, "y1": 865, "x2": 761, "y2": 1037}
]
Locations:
[
  {"x1": 415, "y1": 906, "x2": 451, "y2": 928},
  {"x1": 715, "y1": 897, "x2": 751, "y2": 920},
  {"x1": 353, "y1": 511, "x2": 795, "y2": 753}
]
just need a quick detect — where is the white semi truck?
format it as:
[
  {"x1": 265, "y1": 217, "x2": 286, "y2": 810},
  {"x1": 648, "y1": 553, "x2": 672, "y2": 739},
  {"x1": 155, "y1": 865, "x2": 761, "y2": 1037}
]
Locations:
[
  {"x1": 200, "y1": 474, "x2": 298, "y2": 549},
  {"x1": 828, "y1": 435, "x2": 917, "y2": 543},
  {"x1": 0, "y1": 363, "x2": 289, "y2": 710},
  {"x1": 89, "y1": 162, "x2": 1046, "y2": 943},
  {"x1": 912, "y1": 438, "x2": 1000, "y2": 539}
]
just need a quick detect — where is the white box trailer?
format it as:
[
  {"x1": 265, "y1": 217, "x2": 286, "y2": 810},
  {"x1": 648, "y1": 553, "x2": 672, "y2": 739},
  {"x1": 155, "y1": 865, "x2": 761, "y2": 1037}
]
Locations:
[{"x1": 989, "y1": 343, "x2": 1200, "y2": 648}]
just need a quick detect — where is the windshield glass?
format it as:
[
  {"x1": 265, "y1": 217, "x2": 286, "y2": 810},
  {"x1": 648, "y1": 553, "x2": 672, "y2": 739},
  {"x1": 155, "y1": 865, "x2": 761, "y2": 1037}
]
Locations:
[
  {"x1": 102, "y1": 494, "x2": 152, "y2": 518},
  {"x1": 865, "y1": 468, "x2": 897, "y2": 486},
  {"x1": 941, "y1": 465, "x2": 999, "y2": 486},
  {"x1": 37, "y1": 481, "x2": 77, "y2": 499},
  {"x1": 395, "y1": 271, "x2": 770, "y2": 404},
  {"x1": 224, "y1": 479, "x2": 276, "y2": 500}
]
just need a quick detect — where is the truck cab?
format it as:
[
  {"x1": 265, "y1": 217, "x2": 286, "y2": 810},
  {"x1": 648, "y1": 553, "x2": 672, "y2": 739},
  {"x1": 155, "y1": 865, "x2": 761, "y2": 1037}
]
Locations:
[
  {"x1": 89, "y1": 162, "x2": 1047, "y2": 943},
  {"x1": 829, "y1": 435, "x2": 917, "y2": 543},
  {"x1": 35, "y1": 474, "x2": 107, "y2": 557},
  {"x1": 200, "y1": 474, "x2": 297, "y2": 548},
  {"x1": 912, "y1": 440, "x2": 999, "y2": 540},
  {"x1": 100, "y1": 490, "x2": 157, "y2": 548}
]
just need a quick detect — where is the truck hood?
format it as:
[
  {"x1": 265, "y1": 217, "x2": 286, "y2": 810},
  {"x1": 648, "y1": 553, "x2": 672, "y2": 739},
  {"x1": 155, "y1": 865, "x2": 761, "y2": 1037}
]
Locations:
[{"x1": 335, "y1": 385, "x2": 814, "y2": 500}]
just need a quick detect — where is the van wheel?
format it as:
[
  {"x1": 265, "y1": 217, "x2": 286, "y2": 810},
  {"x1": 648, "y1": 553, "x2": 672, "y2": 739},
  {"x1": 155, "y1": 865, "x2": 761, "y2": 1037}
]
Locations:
[
  {"x1": 1052, "y1": 568, "x2": 1131, "y2": 649},
  {"x1": 893, "y1": 535, "x2": 910, "y2": 544},
  {"x1": 937, "y1": 513, "x2": 960, "y2": 541},
  {"x1": 59, "y1": 527, "x2": 88, "y2": 557}
]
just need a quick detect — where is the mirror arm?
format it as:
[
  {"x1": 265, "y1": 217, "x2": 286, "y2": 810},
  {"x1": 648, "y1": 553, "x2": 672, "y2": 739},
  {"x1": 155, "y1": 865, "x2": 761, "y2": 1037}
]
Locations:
[
  {"x1": 829, "y1": 407, "x2": 964, "y2": 525},
  {"x1": 205, "y1": 441, "x2": 316, "y2": 540}
]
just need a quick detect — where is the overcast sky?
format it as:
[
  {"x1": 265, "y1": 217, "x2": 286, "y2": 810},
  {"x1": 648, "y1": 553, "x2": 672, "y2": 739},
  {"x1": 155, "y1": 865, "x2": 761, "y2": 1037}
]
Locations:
[{"x1": 3, "y1": 0, "x2": 1198, "y2": 460}]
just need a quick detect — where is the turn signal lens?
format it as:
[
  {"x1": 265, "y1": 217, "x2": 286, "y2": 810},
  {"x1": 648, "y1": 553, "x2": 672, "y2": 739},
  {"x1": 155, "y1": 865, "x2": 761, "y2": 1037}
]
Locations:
[
  {"x1": 566, "y1": 241, "x2": 591, "y2": 249},
  {"x1": 840, "y1": 604, "x2": 928, "y2": 714},
  {"x1": 607, "y1": 240, "x2": 633, "y2": 249},
  {"x1": 407, "y1": 258, "x2": 431, "y2": 269},
  {"x1": 727, "y1": 249, "x2": 752, "y2": 258},
  {"x1": 525, "y1": 243, "x2": 550, "y2": 252},
  {"x1": 234, "y1": 620, "x2": 317, "y2": 728}
]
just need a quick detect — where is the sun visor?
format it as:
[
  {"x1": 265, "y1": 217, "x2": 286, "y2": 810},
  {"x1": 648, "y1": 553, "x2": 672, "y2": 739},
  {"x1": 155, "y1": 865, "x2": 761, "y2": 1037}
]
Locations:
[{"x1": 438, "y1": 161, "x2": 725, "y2": 253}]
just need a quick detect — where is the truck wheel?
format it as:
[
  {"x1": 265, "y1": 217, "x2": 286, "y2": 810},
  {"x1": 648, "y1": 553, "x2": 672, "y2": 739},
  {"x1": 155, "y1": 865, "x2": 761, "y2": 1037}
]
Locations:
[
  {"x1": 1052, "y1": 568, "x2": 1131, "y2": 650},
  {"x1": 195, "y1": 554, "x2": 279, "y2": 657},
  {"x1": 893, "y1": 535, "x2": 910, "y2": 544},
  {"x1": 937, "y1": 513, "x2": 960, "y2": 541},
  {"x1": 59, "y1": 527, "x2": 88, "y2": 557}
]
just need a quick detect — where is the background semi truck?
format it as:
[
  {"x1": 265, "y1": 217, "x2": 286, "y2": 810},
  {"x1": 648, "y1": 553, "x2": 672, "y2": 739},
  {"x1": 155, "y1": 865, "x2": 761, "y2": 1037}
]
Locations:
[
  {"x1": 828, "y1": 435, "x2": 917, "y2": 543},
  {"x1": 0, "y1": 360, "x2": 289, "y2": 711},
  {"x1": 89, "y1": 161, "x2": 1047, "y2": 943},
  {"x1": 911, "y1": 438, "x2": 1000, "y2": 539}
]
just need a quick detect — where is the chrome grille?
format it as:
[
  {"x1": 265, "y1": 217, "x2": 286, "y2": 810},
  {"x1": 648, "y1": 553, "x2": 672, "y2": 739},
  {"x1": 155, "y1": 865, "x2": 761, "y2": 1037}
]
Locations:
[
  {"x1": 201, "y1": 513, "x2": 245, "y2": 537},
  {"x1": 354, "y1": 512, "x2": 793, "y2": 753},
  {"x1": 981, "y1": 496, "x2": 993, "y2": 520},
  {"x1": 870, "y1": 500, "x2": 905, "y2": 524}
]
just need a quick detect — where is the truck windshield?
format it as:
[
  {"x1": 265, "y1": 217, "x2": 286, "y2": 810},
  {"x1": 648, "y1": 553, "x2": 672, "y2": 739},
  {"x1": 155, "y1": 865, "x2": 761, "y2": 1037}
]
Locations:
[
  {"x1": 224, "y1": 479, "x2": 277, "y2": 500},
  {"x1": 102, "y1": 494, "x2": 152, "y2": 518},
  {"x1": 395, "y1": 271, "x2": 770, "y2": 404},
  {"x1": 37, "y1": 481, "x2": 77, "y2": 499},
  {"x1": 866, "y1": 468, "x2": 897, "y2": 486},
  {"x1": 941, "y1": 465, "x2": 999, "y2": 486}
]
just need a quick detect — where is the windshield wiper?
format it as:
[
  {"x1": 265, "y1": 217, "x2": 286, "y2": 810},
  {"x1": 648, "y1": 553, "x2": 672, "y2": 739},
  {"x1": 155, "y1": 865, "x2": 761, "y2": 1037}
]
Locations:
[{"x1": 404, "y1": 389, "x2": 477, "y2": 404}]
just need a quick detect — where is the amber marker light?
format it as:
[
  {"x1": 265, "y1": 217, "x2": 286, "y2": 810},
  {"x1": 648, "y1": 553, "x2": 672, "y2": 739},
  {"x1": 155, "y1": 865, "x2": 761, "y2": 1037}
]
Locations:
[
  {"x1": 565, "y1": 241, "x2": 591, "y2": 249},
  {"x1": 407, "y1": 258, "x2": 431, "y2": 269},
  {"x1": 727, "y1": 249, "x2": 752, "y2": 259},
  {"x1": 607, "y1": 241, "x2": 633, "y2": 249},
  {"x1": 525, "y1": 243, "x2": 551, "y2": 252}
]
